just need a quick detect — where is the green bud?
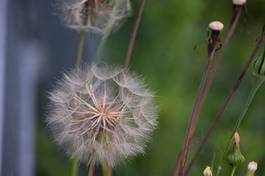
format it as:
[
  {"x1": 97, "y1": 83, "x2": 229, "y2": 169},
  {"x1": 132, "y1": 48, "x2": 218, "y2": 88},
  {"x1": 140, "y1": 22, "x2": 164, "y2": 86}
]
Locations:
[
  {"x1": 227, "y1": 132, "x2": 245, "y2": 166},
  {"x1": 227, "y1": 146, "x2": 245, "y2": 166}
]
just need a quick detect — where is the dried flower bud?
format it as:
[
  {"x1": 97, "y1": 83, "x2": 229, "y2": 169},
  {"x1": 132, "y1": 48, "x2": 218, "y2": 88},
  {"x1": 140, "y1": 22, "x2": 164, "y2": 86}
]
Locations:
[
  {"x1": 61, "y1": 0, "x2": 132, "y2": 34},
  {"x1": 253, "y1": 56, "x2": 265, "y2": 79},
  {"x1": 232, "y1": 0, "x2": 246, "y2": 6},
  {"x1": 233, "y1": 131, "x2": 240, "y2": 145},
  {"x1": 208, "y1": 21, "x2": 224, "y2": 31},
  {"x1": 208, "y1": 21, "x2": 223, "y2": 55},
  {"x1": 203, "y1": 166, "x2": 213, "y2": 176},
  {"x1": 246, "y1": 161, "x2": 258, "y2": 176},
  {"x1": 47, "y1": 64, "x2": 158, "y2": 167}
]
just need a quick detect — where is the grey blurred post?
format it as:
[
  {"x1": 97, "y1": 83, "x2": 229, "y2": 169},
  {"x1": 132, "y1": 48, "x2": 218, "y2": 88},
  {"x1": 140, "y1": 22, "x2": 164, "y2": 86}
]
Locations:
[
  {"x1": 17, "y1": 43, "x2": 43, "y2": 176},
  {"x1": 0, "y1": 0, "x2": 7, "y2": 173},
  {"x1": 1, "y1": 0, "x2": 43, "y2": 175}
]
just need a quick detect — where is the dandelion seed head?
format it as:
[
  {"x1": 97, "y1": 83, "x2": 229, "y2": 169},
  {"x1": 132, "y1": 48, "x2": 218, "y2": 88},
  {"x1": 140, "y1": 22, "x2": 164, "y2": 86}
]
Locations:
[
  {"x1": 61, "y1": 0, "x2": 131, "y2": 34},
  {"x1": 47, "y1": 64, "x2": 158, "y2": 167}
]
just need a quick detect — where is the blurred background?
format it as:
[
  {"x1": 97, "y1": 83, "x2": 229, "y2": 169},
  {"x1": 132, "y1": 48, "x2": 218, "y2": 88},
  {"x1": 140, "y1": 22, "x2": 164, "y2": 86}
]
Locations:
[{"x1": 1, "y1": 0, "x2": 265, "y2": 175}]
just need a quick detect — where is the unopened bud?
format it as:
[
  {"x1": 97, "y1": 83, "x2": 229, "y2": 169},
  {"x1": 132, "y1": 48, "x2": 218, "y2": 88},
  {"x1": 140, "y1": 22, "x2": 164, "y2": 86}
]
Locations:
[
  {"x1": 203, "y1": 166, "x2": 213, "y2": 176},
  {"x1": 246, "y1": 161, "x2": 258, "y2": 176},
  {"x1": 232, "y1": 0, "x2": 247, "y2": 6},
  {"x1": 227, "y1": 148, "x2": 245, "y2": 166},
  {"x1": 227, "y1": 132, "x2": 245, "y2": 166},
  {"x1": 234, "y1": 132, "x2": 240, "y2": 145}
]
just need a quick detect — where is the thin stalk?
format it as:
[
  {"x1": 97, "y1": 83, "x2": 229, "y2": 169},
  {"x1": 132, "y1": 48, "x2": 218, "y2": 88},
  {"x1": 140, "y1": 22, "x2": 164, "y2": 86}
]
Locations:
[
  {"x1": 88, "y1": 160, "x2": 96, "y2": 176},
  {"x1": 234, "y1": 79, "x2": 264, "y2": 132},
  {"x1": 201, "y1": 6, "x2": 242, "y2": 91},
  {"x1": 123, "y1": 0, "x2": 146, "y2": 74},
  {"x1": 185, "y1": 28, "x2": 265, "y2": 175},
  {"x1": 176, "y1": 7, "x2": 243, "y2": 176},
  {"x1": 225, "y1": 47, "x2": 265, "y2": 155},
  {"x1": 176, "y1": 45, "x2": 217, "y2": 176},
  {"x1": 225, "y1": 78, "x2": 264, "y2": 157},
  {"x1": 101, "y1": 161, "x2": 112, "y2": 176},
  {"x1": 76, "y1": 30, "x2": 86, "y2": 69},
  {"x1": 230, "y1": 166, "x2": 237, "y2": 176},
  {"x1": 71, "y1": 160, "x2": 79, "y2": 176},
  {"x1": 94, "y1": 21, "x2": 115, "y2": 64}
]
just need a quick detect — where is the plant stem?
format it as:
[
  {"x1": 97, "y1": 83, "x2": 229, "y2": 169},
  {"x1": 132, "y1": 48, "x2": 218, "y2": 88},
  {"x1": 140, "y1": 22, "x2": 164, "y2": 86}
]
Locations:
[
  {"x1": 71, "y1": 160, "x2": 79, "y2": 176},
  {"x1": 88, "y1": 160, "x2": 96, "y2": 176},
  {"x1": 230, "y1": 166, "x2": 237, "y2": 176},
  {"x1": 184, "y1": 27, "x2": 265, "y2": 175},
  {"x1": 223, "y1": 79, "x2": 264, "y2": 164},
  {"x1": 176, "y1": 7, "x2": 243, "y2": 176},
  {"x1": 101, "y1": 161, "x2": 112, "y2": 176},
  {"x1": 123, "y1": 0, "x2": 146, "y2": 74},
  {"x1": 176, "y1": 44, "x2": 217, "y2": 176},
  {"x1": 76, "y1": 30, "x2": 86, "y2": 69},
  {"x1": 225, "y1": 76, "x2": 265, "y2": 155},
  {"x1": 94, "y1": 21, "x2": 114, "y2": 64},
  {"x1": 235, "y1": 79, "x2": 264, "y2": 131}
]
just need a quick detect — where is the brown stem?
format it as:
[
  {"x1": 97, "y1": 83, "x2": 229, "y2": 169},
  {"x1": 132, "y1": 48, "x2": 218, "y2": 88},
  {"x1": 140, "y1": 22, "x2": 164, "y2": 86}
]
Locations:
[
  {"x1": 175, "y1": 35, "x2": 218, "y2": 176},
  {"x1": 175, "y1": 6, "x2": 243, "y2": 176},
  {"x1": 185, "y1": 27, "x2": 265, "y2": 175},
  {"x1": 76, "y1": 30, "x2": 86, "y2": 69},
  {"x1": 123, "y1": 0, "x2": 146, "y2": 74},
  {"x1": 208, "y1": 6, "x2": 242, "y2": 83}
]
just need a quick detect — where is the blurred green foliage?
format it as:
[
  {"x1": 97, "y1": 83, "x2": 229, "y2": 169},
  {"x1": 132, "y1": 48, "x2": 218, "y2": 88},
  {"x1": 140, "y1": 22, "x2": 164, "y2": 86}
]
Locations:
[{"x1": 37, "y1": 0, "x2": 265, "y2": 175}]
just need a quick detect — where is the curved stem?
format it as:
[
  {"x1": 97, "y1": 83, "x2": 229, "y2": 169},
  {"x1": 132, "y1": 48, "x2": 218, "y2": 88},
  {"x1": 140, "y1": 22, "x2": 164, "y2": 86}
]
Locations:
[
  {"x1": 225, "y1": 78, "x2": 264, "y2": 154},
  {"x1": 71, "y1": 160, "x2": 79, "y2": 176},
  {"x1": 76, "y1": 30, "x2": 86, "y2": 69},
  {"x1": 234, "y1": 79, "x2": 264, "y2": 131},
  {"x1": 176, "y1": 7, "x2": 243, "y2": 176},
  {"x1": 184, "y1": 28, "x2": 265, "y2": 175}
]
